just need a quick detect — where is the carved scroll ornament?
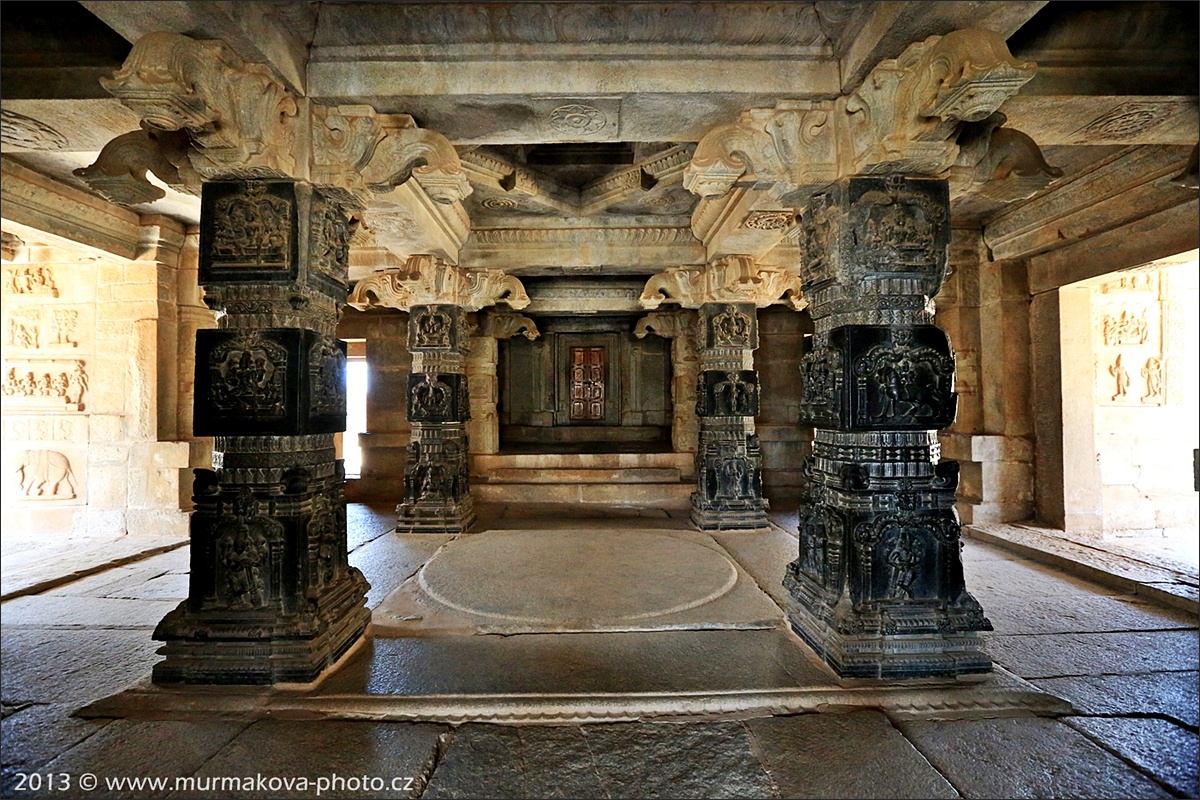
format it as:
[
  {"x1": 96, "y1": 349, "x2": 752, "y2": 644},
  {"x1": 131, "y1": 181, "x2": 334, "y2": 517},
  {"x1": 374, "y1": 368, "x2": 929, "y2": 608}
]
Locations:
[
  {"x1": 639, "y1": 255, "x2": 804, "y2": 310},
  {"x1": 347, "y1": 255, "x2": 529, "y2": 312}
]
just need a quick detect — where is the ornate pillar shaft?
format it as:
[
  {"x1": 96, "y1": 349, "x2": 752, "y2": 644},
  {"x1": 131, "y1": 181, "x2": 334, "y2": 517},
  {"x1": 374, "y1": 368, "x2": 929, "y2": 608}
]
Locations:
[
  {"x1": 153, "y1": 180, "x2": 369, "y2": 684},
  {"x1": 784, "y1": 175, "x2": 991, "y2": 678},
  {"x1": 691, "y1": 303, "x2": 769, "y2": 530},
  {"x1": 398, "y1": 304, "x2": 475, "y2": 533}
]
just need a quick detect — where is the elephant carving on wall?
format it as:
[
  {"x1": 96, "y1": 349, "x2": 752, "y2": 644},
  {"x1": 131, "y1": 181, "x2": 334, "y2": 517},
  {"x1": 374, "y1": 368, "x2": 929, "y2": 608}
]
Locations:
[{"x1": 15, "y1": 449, "x2": 77, "y2": 499}]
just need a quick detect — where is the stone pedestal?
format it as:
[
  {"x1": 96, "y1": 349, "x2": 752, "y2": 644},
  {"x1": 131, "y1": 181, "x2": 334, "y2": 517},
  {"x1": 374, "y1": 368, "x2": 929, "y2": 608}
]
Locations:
[
  {"x1": 153, "y1": 180, "x2": 370, "y2": 684},
  {"x1": 783, "y1": 175, "x2": 991, "y2": 678},
  {"x1": 397, "y1": 304, "x2": 475, "y2": 533},
  {"x1": 691, "y1": 303, "x2": 769, "y2": 530}
]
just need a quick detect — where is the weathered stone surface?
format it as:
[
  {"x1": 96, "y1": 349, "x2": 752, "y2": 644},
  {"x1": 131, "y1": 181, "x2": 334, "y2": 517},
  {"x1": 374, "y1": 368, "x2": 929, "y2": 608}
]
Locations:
[
  {"x1": 0, "y1": 595, "x2": 180, "y2": 629},
  {"x1": 986, "y1": 631, "x2": 1199, "y2": 679},
  {"x1": 320, "y1": 629, "x2": 823, "y2": 696},
  {"x1": 0, "y1": 629, "x2": 159, "y2": 706},
  {"x1": 963, "y1": 552, "x2": 1137, "y2": 598},
  {"x1": 195, "y1": 720, "x2": 445, "y2": 799},
  {"x1": 424, "y1": 722, "x2": 776, "y2": 800},
  {"x1": 1066, "y1": 716, "x2": 1199, "y2": 798},
  {"x1": 347, "y1": 502, "x2": 401, "y2": 549},
  {"x1": 748, "y1": 711, "x2": 959, "y2": 799},
  {"x1": 348, "y1": 532, "x2": 454, "y2": 609},
  {"x1": 0, "y1": 702, "x2": 110, "y2": 772},
  {"x1": 38, "y1": 720, "x2": 247, "y2": 798},
  {"x1": 1033, "y1": 672, "x2": 1200, "y2": 728},
  {"x1": 973, "y1": 592, "x2": 1197, "y2": 636},
  {"x1": 899, "y1": 717, "x2": 1173, "y2": 799}
]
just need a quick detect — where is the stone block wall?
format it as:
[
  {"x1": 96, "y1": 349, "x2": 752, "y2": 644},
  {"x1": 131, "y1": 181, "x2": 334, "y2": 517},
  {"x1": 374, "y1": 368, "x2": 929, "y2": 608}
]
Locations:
[{"x1": 756, "y1": 305, "x2": 809, "y2": 497}]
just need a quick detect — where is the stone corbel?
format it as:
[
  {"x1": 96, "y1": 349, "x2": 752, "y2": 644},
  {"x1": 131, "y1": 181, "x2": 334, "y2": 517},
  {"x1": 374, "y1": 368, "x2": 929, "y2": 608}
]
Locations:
[
  {"x1": 73, "y1": 129, "x2": 200, "y2": 206},
  {"x1": 100, "y1": 32, "x2": 299, "y2": 180},
  {"x1": 360, "y1": 115, "x2": 472, "y2": 205},
  {"x1": 347, "y1": 255, "x2": 529, "y2": 312},
  {"x1": 639, "y1": 255, "x2": 804, "y2": 310},
  {"x1": 310, "y1": 104, "x2": 384, "y2": 208},
  {"x1": 634, "y1": 310, "x2": 695, "y2": 340},
  {"x1": 948, "y1": 112, "x2": 1063, "y2": 202},
  {"x1": 481, "y1": 311, "x2": 540, "y2": 341},
  {"x1": 843, "y1": 29, "x2": 1036, "y2": 175}
]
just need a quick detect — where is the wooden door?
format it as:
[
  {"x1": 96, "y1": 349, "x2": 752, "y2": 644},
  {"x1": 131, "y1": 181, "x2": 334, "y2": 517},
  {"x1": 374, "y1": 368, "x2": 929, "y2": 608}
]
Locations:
[{"x1": 568, "y1": 346, "x2": 606, "y2": 420}]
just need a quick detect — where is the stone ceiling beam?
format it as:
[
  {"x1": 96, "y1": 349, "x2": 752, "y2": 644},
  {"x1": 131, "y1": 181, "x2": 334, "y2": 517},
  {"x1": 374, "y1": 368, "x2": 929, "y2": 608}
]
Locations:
[
  {"x1": 836, "y1": 1, "x2": 1047, "y2": 95},
  {"x1": 80, "y1": 1, "x2": 312, "y2": 95}
]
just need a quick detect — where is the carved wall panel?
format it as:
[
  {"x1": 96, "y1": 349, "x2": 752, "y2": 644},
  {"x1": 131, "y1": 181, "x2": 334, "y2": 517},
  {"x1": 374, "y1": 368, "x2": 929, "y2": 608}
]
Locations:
[
  {"x1": 1093, "y1": 271, "x2": 1165, "y2": 406},
  {"x1": 1, "y1": 360, "x2": 88, "y2": 411},
  {"x1": 4, "y1": 266, "x2": 58, "y2": 297},
  {"x1": 702, "y1": 303, "x2": 758, "y2": 349},
  {"x1": 12, "y1": 449, "x2": 79, "y2": 500},
  {"x1": 408, "y1": 305, "x2": 460, "y2": 351}
]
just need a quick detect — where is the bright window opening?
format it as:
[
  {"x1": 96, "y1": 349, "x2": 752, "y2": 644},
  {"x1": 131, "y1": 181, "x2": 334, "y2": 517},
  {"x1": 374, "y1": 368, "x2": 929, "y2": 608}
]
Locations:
[{"x1": 343, "y1": 346, "x2": 368, "y2": 479}]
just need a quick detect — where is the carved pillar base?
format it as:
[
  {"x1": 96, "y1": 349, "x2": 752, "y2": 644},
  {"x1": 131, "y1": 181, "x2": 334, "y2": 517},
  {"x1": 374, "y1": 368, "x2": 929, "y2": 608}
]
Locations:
[
  {"x1": 787, "y1": 175, "x2": 991, "y2": 678},
  {"x1": 690, "y1": 303, "x2": 769, "y2": 530},
  {"x1": 154, "y1": 436, "x2": 370, "y2": 684}
]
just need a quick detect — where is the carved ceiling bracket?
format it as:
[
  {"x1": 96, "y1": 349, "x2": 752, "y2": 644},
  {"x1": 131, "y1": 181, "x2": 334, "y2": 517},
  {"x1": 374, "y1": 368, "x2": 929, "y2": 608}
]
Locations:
[
  {"x1": 347, "y1": 255, "x2": 530, "y2": 313},
  {"x1": 73, "y1": 129, "x2": 200, "y2": 206},
  {"x1": 481, "y1": 310, "x2": 540, "y2": 341},
  {"x1": 639, "y1": 255, "x2": 805, "y2": 311}
]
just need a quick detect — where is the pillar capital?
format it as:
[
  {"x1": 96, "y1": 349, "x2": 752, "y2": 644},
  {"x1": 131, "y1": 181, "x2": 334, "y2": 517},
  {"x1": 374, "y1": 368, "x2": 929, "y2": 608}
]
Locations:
[
  {"x1": 639, "y1": 255, "x2": 804, "y2": 311},
  {"x1": 346, "y1": 255, "x2": 530, "y2": 313}
]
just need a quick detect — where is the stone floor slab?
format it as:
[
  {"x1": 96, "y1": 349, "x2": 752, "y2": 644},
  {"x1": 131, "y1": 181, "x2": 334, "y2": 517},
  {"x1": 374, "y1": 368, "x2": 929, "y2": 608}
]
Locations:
[
  {"x1": 189, "y1": 720, "x2": 446, "y2": 799},
  {"x1": 423, "y1": 722, "x2": 777, "y2": 799},
  {"x1": 976, "y1": 592, "x2": 1197, "y2": 636},
  {"x1": 1, "y1": 629, "x2": 160, "y2": 706},
  {"x1": 0, "y1": 595, "x2": 179, "y2": 630},
  {"x1": 898, "y1": 716, "x2": 1173, "y2": 799},
  {"x1": 963, "y1": 555, "x2": 1132, "y2": 599},
  {"x1": 0, "y1": 703, "x2": 110, "y2": 773},
  {"x1": 347, "y1": 503, "x2": 401, "y2": 550},
  {"x1": 0, "y1": 536, "x2": 187, "y2": 600},
  {"x1": 985, "y1": 631, "x2": 1199, "y2": 679},
  {"x1": 747, "y1": 711, "x2": 959, "y2": 799},
  {"x1": 1066, "y1": 715, "x2": 1199, "y2": 798},
  {"x1": 1032, "y1": 672, "x2": 1200, "y2": 727},
  {"x1": 35, "y1": 720, "x2": 247, "y2": 799},
  {"x1": 711, "y1": 527, "x2": 798, "y2": 611},
  {"x1": 348, "y1": 533, "x2": 455, "y2": 610}
]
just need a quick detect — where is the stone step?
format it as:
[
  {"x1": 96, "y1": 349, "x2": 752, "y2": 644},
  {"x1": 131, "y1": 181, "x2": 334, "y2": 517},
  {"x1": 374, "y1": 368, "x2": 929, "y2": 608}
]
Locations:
[
  {"x1": 473, "y1": 452, "x2": 693, "y2": 471},
  {"x1": 473, "y1": 481, "x2": 693, "y2": 508},
  {"x1": 475, "y1": 467, "x2": 684, "y2": 484}
]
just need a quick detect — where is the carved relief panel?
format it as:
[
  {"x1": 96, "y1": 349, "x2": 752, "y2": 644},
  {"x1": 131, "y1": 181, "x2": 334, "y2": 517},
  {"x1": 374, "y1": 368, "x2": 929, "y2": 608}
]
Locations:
[
  {"x1": 701, "y1": 303, "x2": 758, "y2": 350},
  {"x1": 1094, "y1": 271, "x2": 1164, "y2": 406},
  {"x1": 408, "y1": 305, "x2": 460, "y2": 351},
  {"x1": 1, "y1": 359, "x2": 88, "y2": 411},
  {"x1": 199, "y1": 182, "x2": 298, "y2": 284},
  {"x1": 696, "y1": 370, "x2": 759, "y2": 417},
  {"x1": 407, "y1": 372, "x2": 469, "y2": 423}
]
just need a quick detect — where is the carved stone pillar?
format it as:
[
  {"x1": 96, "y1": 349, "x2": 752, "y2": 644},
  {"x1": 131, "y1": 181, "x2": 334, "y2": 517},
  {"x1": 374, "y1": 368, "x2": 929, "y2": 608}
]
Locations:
[
  {"x1": 691, "y1": 303, "x2": 769, "y2": 530},
  {"x1": 634, "y1": 310, "x2": 698, "y2": 471},
  {"x1": 783, "y1": 175, "x2": 991, "y2": 679},
  {"x1": 468, "y1": 311, "x2": 540, "y2": 456},
  {"x1": 153, "y1": 180, "x2": 370, "y2": 684},
  {"x1": 399, "y1": 304, "x2": 475, "y2": 533}
]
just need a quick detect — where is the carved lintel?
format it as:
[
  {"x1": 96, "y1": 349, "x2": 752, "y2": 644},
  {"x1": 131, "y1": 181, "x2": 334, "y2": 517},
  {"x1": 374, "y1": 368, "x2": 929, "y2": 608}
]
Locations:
[
  {"x1": 100, "y1": 32, "x2": 299, "y2": 180},
  {"x1": 347, "y1": 255, "x2": 529, "y2": 312},
  {"x1": 481, "y1": 310, "x2": 540, "y2": 340},
  {"x1": 639, "y1": 256, "x2": 804, "y2": 310},
  {"x1": 74, "y1": 129, "x2": 200, "y2": 206},
  {"x1": 361, "y1": 115, "x2": 472, "y2": 204}
]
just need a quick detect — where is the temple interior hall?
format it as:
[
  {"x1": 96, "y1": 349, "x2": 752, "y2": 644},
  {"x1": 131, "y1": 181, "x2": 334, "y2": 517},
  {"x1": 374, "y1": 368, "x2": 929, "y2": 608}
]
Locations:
[{"x1": 1, "y1": 2, "x2": 1197, "y2": 798}]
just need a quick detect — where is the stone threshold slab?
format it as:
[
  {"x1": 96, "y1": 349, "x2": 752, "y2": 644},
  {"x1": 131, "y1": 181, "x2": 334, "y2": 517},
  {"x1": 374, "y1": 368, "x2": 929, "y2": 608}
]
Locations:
[
  {"x1": 78, "y1": 668, "x2": 1069, "y2": 726},
  {"x1": 966, "y1": 524, "x2": 1199, "y2": 614}
]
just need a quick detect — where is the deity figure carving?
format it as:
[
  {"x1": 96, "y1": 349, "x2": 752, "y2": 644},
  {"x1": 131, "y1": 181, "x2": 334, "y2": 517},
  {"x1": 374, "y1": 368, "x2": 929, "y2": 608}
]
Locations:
[
  {"x1": 410, "y1": 307, "x2": 454, "y2": 349},
  {"x1": 209, "y1": 337, "x2": 286, "y2": 414},
  {"x1": 712, "y1": 371, "x2": 757, "y2": 416},
  {"x1": 885, "y1": 532, "x2": 924, "y2": 600},
  {"x1": 209, "y1": 184, "x2": 292, "y2": 267},
  {"x1": 711, "y1": 306, "x2": 752, "y2": 347},
  {"x1": 1141, "y1": 356, "x2": 1163, "y2": 403},
  {"x1": 1109, "y1": 354, "x2": 1131, "y2": 401}
]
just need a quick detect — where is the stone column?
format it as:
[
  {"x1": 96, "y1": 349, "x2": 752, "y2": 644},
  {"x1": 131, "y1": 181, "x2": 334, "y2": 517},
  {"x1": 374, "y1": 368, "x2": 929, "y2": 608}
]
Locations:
[
  {"x1": 469, "y1": 310, "x2": 540, "y2": 456},
  {"x1": 783, "y1": 175, "x2": 991, "y2": 679},
  {"x1": 153, "y1": 181, "x2": 370, "y2": 684},
  {"x1": 691, "y1": 303, "x2": 769, "y2": 530},
  {"x1": 398, "y1": 304, "x2": 475, "y2": 533},
  {"x1": 634, "y1": 310, "x2": 698, "y2": 475}
]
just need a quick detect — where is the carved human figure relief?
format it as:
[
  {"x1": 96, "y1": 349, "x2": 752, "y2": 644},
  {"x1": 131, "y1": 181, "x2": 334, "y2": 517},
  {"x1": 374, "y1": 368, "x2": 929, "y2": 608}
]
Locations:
[
  {"x1": 1140, "y1": 356, "x2": 1164, "y2": 403},
  {"x1": 15, "y1": 449, "x2": 77, "y2": 499},
  {"x1": 1, "y1": 361, "x2": 87, "y2": 410},
  {"x1": 410, "y1": 307, "x2": 453, "y2": 349},
  {"x1": 1108, "y1": 354, "x2": 1131, "y2": 401},
  {"x1": 209, "y1": 184, "x2": 292, "y2": 268},
  {"x1": 5, "y1": 266, "x2": 58, "y2": 297},
  {"x1": 6, "y1": 314, "x2": 39, "y2": 349},
  {"x1": 50, "y1": 309, "x2": 79, "y2": 347},
  {"x1": 208, "y1": 336, "x2": 287, "y2": 414},
  {"x1": 1102, "y1": 307, "x2": 1149, "y2": 346},
  {"x1": 711, "y1": 306, "x2": 752, "y2": 347},
  {"x1": 885, "y1": 531, "x2": 924, "y2": 600}
]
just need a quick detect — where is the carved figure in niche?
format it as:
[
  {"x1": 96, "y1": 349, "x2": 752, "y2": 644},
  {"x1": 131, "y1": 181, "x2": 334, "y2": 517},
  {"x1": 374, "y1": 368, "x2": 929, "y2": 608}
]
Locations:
[
  {"x1": 711, "y1": 307, "x2": 751, "y2": 347},
  {"x1": 210, "y1": 184, "x2": 291, "y2": 266},
  {"x1": 50, "y1": 310, "x2": 77, "y2": 346},
  {"x1": 799, "y1": 510, "x2": 827, "y2": 580},
  {"x1": 853, "y1": 180, "x2": 944, "y2": 269},
  {"x1": 412, "y1": 374, "x2": 452, "y2": 417},
  {"x1": 6, "y1": 316, "x2": 39, "y2": 349},
  {"x1": 67, "y1": 362, "x2": 87, "y2": 405},
  {"x1": 412, "y1": 307, "x2": 453, "y2": 349},
  {"x1": 217, "y1": 491, "x2": 269, "y2": 609},
  {"x1": 1102, "y1": 308, "x2": 1149, "y2": 346},
  {"x1": 308, "y1": 340, "x2": 345, "y2": 414},
  {"x1": 16, "y1": 449, "x2": 76, "y2": 499},
  {"x1": 885, "y1": 531, "x2": 923, "y2": 600},
  {"x1": 1141, "y1": 356, "x2": 1163, "y2": 403},
  {"x1": 713, "y1": 371, "x2": 757, "y2": 416},
  {"x1": 713, "y1": 456, "x2": 750, "y2": 501},
  {"x1": 1109, "y1": 354, "x2": 1131, "y2": 401},
  {"x1": 209, "y1": 339, "x2": 285, "y2": 414}
]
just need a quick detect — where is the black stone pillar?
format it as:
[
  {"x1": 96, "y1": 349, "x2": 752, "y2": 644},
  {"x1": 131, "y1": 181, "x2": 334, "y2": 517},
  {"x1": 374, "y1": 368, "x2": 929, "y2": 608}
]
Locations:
[
  {"x1": 153, "y1": 180, "x2": 370, "y2": 684},
  {"x1": 691, "y1": 303, "x2": 769, "y2": 530},
  {"x1": 397, "y1": 304, "x2": 474, "y2": 533},
  {"x1": 784, "y1": 175, "x2": 991, "y2": 678}
]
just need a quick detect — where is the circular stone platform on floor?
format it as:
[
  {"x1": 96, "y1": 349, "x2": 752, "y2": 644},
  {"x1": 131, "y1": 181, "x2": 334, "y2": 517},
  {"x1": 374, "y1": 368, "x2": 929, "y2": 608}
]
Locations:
[{"x1": 417, "y1": 530, "x2": 740, "y2": 624}]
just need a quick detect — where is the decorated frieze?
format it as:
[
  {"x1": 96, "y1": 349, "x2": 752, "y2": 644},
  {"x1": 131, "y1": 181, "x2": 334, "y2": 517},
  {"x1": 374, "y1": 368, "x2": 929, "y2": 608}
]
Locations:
[
  {"x1": 194, "y1": 329, "x2": 345, "y2": 436},
  {"x1": 4, "y1": 266, "x2": 58, "y2": 297},
  {"x1": 1, "y1": 360, "x2": 88, "y2": 411}
]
